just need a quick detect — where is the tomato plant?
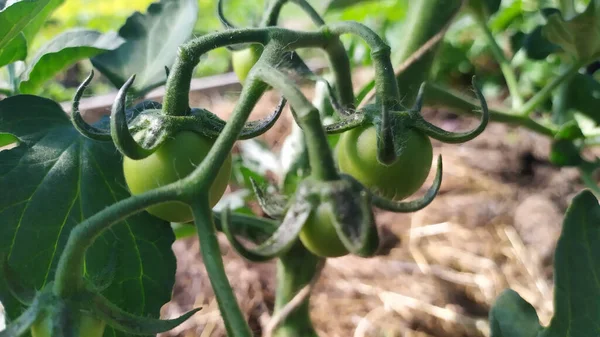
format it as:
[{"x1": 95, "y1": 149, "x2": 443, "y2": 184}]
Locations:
[
  {"x1": 123, "y1": 131, "x2": 232, "y2": 223},
  {"x1": 336, "y1": 125, "x2": 433, "y2": 201},
  {"x1": 4, "y1": 1, "x2": 600, "y2": 337}
]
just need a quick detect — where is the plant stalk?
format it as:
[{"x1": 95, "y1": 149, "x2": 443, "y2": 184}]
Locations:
[
  {"x1": 392, "y1": 0, "x2": 462, "y2": 107},
  {"x1": 191, "y1": 198, "x2": 253, "y2": 337},
  {"x1": 472, "y1": 14, "x2": 523, "y2": 109},
  {"x1": 271, "y1": 242, "x2": 321, "y2": 337}
]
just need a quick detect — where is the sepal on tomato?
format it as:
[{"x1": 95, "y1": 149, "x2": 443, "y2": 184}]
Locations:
[
  {"x1": 0, "y1": 288, "x2": 54, "y2": 337},
  {"x1": 411, "y1": 78, "x2": 489, "y2": 144},
  {"x1": 221, "y1": 181, "x2": 315, "y2": 262},
  {"x1": 82, "y1": 291, "x2": 200, "y2": 335},
  {"x1": 70, "y1": 71, "x2": 112, "y2": 142},
  {"x1": 320, "y1": 176, "x2": 379, "y2": 257},
  {"x1": 250, "y1": 178, "x2": 289, "y2": 219}
]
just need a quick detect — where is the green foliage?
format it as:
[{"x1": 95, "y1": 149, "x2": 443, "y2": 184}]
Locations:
[
  {"x1": 19, "y1": 29, "x2": 124, "y2": 94},
  {"x1": 541, "y1": 1, "x2": 600, "y2": 62},
  {"x1": 91, "y1": 0, "x2": 198, "y2": 96},
  {"x1": 490, "y1": 190, "x2": 600, "y2": 337},
  {"x1": 0, "y1": 96, "x2": 177, "y2": 337}
]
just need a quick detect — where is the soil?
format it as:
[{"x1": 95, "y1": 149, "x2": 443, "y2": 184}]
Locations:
[{"x1": 155, "y1": 69, "x2": 585, "y2": 337}]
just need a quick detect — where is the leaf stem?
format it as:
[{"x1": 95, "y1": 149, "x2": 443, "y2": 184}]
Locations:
[
  {"x1": 472, "y1": 14, "x2": 523, "y2": 109},
  {"x1": 423, "y1": 83, "x2": 557, "y2": 137},
  {"x1": 270, "y1": 242, "x2": 322, "y2": 337},
  {"x1": 191, "y1": 198, "x2": 253, "y2": 337},
  {"x1": 519, "y1": 62, "x2": 582, "y2": 117},
  {"x1": 257, "y1": 47, "x2": 339, "y2": 181}
]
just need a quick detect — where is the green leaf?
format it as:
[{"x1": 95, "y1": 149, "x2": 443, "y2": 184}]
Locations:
[
  {"x1": 0, "y1": 0, "x2": 49, "y2": 53},
  {"x1": 565, "y1": 73, "x2": 600, "y2": 125},
  {"x1": 20, "y1": 0, "x2": 65, "y2": 44},
  {"x1": 19, "y1": 29, "x2": 125, "y2": 94},
  {"x1": 489, "y1": 289, "x2": 542, "y2": 337},
  {"x1": 0, "y1": 95, "x2": 177, "y2": 337},
  {"x1": 0, "y1": 133, "x2": 18, "y2": 148},
  {"x1": 91, "y1": 0, "x2": 198, "y2": 95},
  {"x1": 540, "y1": 190, "x2": 600, "y2": 337},
  {"x1": 0, "y1": 33, "x2": 26, "y2": 68},
  {"x1": 522, "y1": 26, "x2": 561, "y2": 60},
  {"x1": 466, "y1": 0, "x2": 501, "y2": 20},
  {"x1": 542, "y1": 1, "x2": 600, "y2": 62},
  {"x1": 549, "y1": 139, "x2": 582, "y2": 167}
]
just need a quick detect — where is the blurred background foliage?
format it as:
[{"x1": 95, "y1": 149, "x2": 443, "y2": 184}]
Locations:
[{"x1": 1, "y1": 0, "x2": 593, "y2": 103}]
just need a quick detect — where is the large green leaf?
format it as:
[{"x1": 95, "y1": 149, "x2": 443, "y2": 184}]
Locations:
[
  {"x1": 562, "y1": 73, "x2": 600, "y2": 125},
  {"x1": 0, "y1": 0, "x2": 64, "y2": 55},
  {"x1": 542, "y1": 1, "x2": 600, "y2": 62},
  {"x1": 19, "y1": 29, "x2": 124, "y2": 94},
  {"x1": 540, "y1": 190, "x2": 600, "y2": 337},
  {"x1": 489, "y1": 190, "x2": 600, "y2": 337},
  {"x1": 489, "y1": 289, "x2": 542, "y2": 337},
  {"x1": 0, "y1": 33, "x2": 26, "y2": 68},
  {"x1": 20, "y1": 0, "x2": 65, "y2": 44},
  {"x1": 0, "y1": 96, "x2": 177, "y2": 337},
  {"x1": 91, "y1": 0, "x2": 198, "y2": 95}
]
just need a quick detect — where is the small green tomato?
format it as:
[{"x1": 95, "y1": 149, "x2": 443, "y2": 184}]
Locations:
[
  {"x1": 299, "y1": 204, "x2": 349, "y2": 258},
  {"x1": 31, "y1": 312, "x2": 105, "y2": 337},
  {"x1": 336, "y1": 125, "x2": 433, "y2": 200},
  {"x1": 232, "y1": 44, "x2": 263, "y2": 83},
  {"x1": 123, "y1": 131, "x2": 232, "y2": 223}
]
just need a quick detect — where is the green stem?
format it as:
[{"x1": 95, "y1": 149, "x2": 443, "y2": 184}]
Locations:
[
  {"x1": 424, "y1": 83, "x2": 557, "y2": 137},
  {"x1": 191, "y1": 198, "x2": 253, "y2": 337},
  {"x1": 257, "y1": 50, "x2": 339, "y2": 181},
  {"x1": 7, "y1": 63, "x2": 18, "y2": 95},
  {"x1": 473, "y1": 14, "x2": 523, "y2": 109},
  {"x1": 261, "y1": 0, "x2": 287, "y2": 26},
  {"x1": 327, "y1": 21, "x2": 400, "y2": 107},
  {"x1": 272, "y1": 243, "x2": 321, "y2": 337},
  {"x1": 53, "y1": 187, "x2": 180, "y2": 298},
  {"x1": 519, "y1": 62, "x2": 582, "y2": 117},
  {"x1": 181, "y1": 79, "x2": 267, "y2": 195},
  {"x1": 558, "y1": 0, "x2": 576, "y2": 18},
  {"x1": 162, "y1": 28, "x2": 269, "y2": 116},
  {"x1": 392, "y1": 0, "x2": 462, "y2": 107},
  {"x1": 163, "y1": 27, "x2": 330, "y2": 117}
]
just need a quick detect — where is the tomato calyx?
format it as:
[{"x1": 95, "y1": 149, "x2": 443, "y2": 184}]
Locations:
[
  {"x1": 325, "y1": 77, "x2": 489, "y2": 163},
  {"x1": 222, "y1": 175, "x2": 380, "y2": 260},
  {"x1": 69, "y1": 71, "x2": 287, "y2": 160}
]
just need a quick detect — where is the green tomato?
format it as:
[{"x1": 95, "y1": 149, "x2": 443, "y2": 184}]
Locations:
[
  {"x1": 123, "y1": 131, "x2": 232, "y2": 223},
  {"x1": 31, "y1": 312, "x2": 105, "y2": 337},
  {"x1": 232, "y1": 44, "x2": 263, "y2": 83},
  {"x1": 336, "y1": 125, "x2": 433, "y2": 201},
  {"x1": 299, "y1": 204, "x2": 349, "y2": 258}
]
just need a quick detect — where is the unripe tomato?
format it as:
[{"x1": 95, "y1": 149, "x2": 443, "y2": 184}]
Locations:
[
  {"x1": 299, "y1": 204, "x2": 349, "y2": 258},
  {"x1": 336, "y1": 125, "x2": 433, "y2": 200},
  {"x1": 31, "y1": 311, "x2": 105, "y2": 337},
  {"x1": 232, "y1": 44, "x2": 263, "y2": 83},
  {"x1": 123, "y1": 131, "x2": 232, "y2": 223}
]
